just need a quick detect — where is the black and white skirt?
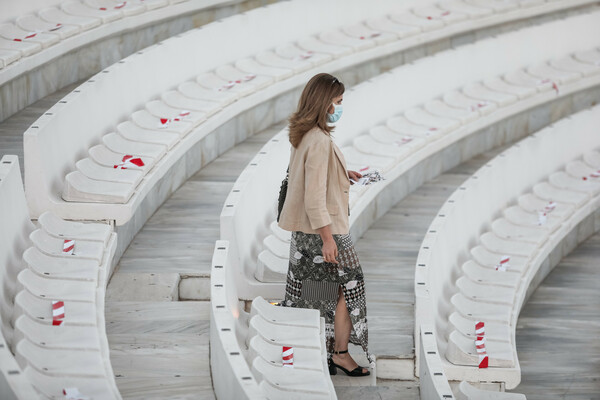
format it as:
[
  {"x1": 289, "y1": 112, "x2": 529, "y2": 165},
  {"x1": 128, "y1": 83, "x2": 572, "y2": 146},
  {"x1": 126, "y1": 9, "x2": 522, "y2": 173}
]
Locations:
[{"x1": 280, "y1": 231, "x2": 373, "y2": 366}]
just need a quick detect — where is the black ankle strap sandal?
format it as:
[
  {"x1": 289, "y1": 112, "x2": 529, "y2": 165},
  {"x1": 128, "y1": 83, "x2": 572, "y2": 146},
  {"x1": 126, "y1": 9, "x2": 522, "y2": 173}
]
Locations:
[{"x1": 328, "y1": 350, "x2": 371, "y2": 377}]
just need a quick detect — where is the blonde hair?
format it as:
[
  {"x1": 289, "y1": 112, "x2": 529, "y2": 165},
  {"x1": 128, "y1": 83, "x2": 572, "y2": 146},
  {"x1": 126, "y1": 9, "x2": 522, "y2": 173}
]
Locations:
[{"x1": 288, "y1": 73, "x2": 345, "y2": 148}]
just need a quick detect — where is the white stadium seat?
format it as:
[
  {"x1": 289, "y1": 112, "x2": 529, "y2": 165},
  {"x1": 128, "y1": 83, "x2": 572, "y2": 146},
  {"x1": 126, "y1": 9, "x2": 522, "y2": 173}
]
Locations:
[
  {"x1": 39, "y1": 6, "x2": 102, "y2": 31},
  {"x1": 0, "y1": 155, "x2": 119, "y2": 398},
  {"x1": 16, "y1": 14, "x2": 80, "y2": 40},
  {"x1": 39, "y1": 211, "x2": 112, "y2": 244},
  {"x1": 0, "y1": 23, "x2": 60, "y2": 48}
]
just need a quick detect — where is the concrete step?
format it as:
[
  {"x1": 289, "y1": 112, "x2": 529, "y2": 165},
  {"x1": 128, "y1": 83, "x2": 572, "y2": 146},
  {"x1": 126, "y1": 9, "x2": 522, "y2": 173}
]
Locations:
[
  {"x1": 178, "y1": 275, "x2": 211, "y2": 300},
  {"x1": 106, "y1": 272, "x2": 180, "y2": 301}
]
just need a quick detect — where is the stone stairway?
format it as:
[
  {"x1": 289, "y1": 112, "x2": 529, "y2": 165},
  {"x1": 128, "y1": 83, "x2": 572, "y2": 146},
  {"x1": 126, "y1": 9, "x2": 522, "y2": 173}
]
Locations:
[{"x1": 103, "y1": 123, "x2": 284, "y2": 399}]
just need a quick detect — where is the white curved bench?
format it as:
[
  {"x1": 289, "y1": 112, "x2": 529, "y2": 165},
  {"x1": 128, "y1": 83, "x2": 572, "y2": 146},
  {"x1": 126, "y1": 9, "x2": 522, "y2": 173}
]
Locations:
[
  {"x1": 209, "y1": 241, "x2": 336, "y2": 399},
  {"x1": 23, "y1": 1, "x2": 596, "y2": 266},
  {"x1": 415, "y1": 104, "x2": 600, "y2": 395},
  {"x1": 0, "y1": 155, "x2": 120, "y2": 399},
  {"x1": 0, "y1": 0, "x2": 268, "y2": 120},
  {"x1": 0, "y1": 156, "x2": 40, "y2": 399},
  {"x1": 225, "y1": 10, "x2": 600, "y2": 300}
]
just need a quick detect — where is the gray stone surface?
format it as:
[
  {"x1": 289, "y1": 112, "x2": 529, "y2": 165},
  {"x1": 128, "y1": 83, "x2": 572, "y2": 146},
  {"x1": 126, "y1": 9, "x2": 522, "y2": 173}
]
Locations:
[
  {"x1": 179, "y1": 277, "x2": 211, "y2": 301},
  {"x1": 106, "y1": 273, "x2": 180, "y2": 302},
  {"x1": 106, "y1": 300, "x2": 213, "y2": 399},
  {"x1": 511, "y1": 232, "x2": 600, "y2": 399}
]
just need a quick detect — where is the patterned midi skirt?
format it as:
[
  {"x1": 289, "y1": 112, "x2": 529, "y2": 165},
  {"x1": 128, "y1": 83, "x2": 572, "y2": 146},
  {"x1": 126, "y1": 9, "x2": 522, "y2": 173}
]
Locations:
[{"x1": 280, "y1": 231, "x2": 374, "y2": 366}]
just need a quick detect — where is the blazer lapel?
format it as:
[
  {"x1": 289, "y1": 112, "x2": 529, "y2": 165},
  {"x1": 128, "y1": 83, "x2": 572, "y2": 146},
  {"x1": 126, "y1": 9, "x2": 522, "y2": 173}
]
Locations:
[{"x1": 332, "y1": 142, "x2": 349, "y2": 178}]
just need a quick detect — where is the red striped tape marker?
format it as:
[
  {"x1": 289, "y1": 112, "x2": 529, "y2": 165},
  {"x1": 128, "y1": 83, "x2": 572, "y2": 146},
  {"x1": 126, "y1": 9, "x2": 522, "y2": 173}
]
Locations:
[
  {"x1": 282, "y1": 346, "x2": 294, "y2": 368},
  {"x1": 114, "y1": 154, "x2": 145, "y2": 169},
  {"x1": 475, "y1": 336, "x2": 486, "y2": 353},
  {"x1": 495, "y1": 255, "x2": 510, "y2": 271},
  {"x1": 476, "y1": 336, "x2": 488, "y2": 368},
  {"x1": 475, "y1": 321, "x2": 485, "y2": 336},
  {"x1": 478, "y1": 353, "x2": 489, "y2": 369},
  {"x1": 538, "y1": 211, "x2": 547, "y2": 226},
  {"x1": 52, "y1": 301, "x2": 65, "y2": 326},
  {"x1": 158, "y1": 111, "x2": 190, "y2": 128},
  {"x1": 63, "y1": 239, "x2": 74, "y2": 255}
]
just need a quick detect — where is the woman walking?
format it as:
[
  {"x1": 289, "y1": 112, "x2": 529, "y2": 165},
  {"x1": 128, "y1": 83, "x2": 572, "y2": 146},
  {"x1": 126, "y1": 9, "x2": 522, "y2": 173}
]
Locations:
[{"x1": 278, "y1": 73, "x2": 373, "y2": 376}]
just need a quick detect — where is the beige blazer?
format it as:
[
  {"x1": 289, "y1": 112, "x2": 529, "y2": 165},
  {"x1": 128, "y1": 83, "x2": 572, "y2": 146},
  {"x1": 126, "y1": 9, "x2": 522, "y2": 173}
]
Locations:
[{"x1": 278, "y1": 127, "x2": 351, "y2": 234}]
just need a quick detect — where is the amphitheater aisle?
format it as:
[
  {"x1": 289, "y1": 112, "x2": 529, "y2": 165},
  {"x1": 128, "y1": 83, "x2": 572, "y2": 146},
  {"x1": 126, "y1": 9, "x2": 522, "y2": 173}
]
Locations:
[
  {"x1": 104, "y1": 123, "x2": 287, "y2": 399},
  {"x1": 512, "y1": 232, "x2": 600, "y2": 399}
]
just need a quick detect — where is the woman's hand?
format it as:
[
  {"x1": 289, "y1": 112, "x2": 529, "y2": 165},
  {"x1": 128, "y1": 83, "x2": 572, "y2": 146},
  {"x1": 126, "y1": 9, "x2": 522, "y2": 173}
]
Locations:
[
  {"x1": 348, "y1": 170, "x2": 363, "y2": 184},
  {"x1": 322, "y1": 237, "x2": 339, "y2": 265},
  {"x1": 317, "y1": 225, "x2": 339, "y2": 265}
]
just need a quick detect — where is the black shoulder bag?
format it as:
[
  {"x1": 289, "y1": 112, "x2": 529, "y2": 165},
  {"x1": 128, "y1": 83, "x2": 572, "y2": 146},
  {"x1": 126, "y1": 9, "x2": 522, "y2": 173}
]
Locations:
[{"x1": 276, "y1": 167, "x2": 289, "y2": 222}]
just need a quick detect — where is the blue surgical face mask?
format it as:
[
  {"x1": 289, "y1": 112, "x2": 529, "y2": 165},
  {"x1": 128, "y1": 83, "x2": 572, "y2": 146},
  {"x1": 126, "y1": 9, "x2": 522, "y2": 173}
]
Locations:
[{"x1": 327, "y1": 103, "x2": 343, "y2": 123}]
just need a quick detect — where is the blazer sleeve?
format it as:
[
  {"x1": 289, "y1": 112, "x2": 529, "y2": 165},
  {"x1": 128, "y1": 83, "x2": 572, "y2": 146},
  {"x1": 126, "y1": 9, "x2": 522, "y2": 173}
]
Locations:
[{"x1": 304, "y1": 138, "x2": 331, "y2": 230}]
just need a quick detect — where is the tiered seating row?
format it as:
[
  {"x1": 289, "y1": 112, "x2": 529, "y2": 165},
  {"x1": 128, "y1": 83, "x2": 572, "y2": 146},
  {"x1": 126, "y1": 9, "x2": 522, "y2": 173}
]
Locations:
[
  {"x1": 0, "y1": 0, "x2": 193, "y2": 70},
  {"x1": 0, "y1": 156, "x2": 40, "y2": 400},
  {"x1": 415, "y1": 104, "x2": 600, "y2": 395},
  {"x1": 24, "y1": 0, "x2": 597, "y2": 226},
  {"x1": 0, "y1": 155, "x2": 119, "y2": 399},
  {"x1": 210, "y1": 241, "x2": 336, "y2": 400},
  {"x1": 250, "y1": 13, "x2": 600, "y2": 295},
  {"x1": 24, "y1": 0, "x2": 404, "y2": 224}
]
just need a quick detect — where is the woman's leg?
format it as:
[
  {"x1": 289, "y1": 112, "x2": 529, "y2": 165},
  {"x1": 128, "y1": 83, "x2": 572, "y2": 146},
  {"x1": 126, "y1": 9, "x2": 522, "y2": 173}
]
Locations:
[{"x1": 332, "y1": 287, "x2": 367, "y2": 373}]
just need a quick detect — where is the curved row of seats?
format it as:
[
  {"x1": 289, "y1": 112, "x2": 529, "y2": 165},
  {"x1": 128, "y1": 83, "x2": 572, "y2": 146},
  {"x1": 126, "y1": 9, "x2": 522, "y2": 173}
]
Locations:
[
  {"x1": 0, "y1": 155, "x2": 119, "y2": 399},
  {"x1": 415, "y1": 104, "x2": 600, "y2": 397},
  {"x1": 23, "y1": 0, "x2": 593, "y2": 227},
  {"x1": 210, "y1": 242, "x2": 337, "y2": 399},
  {"x1": 23, "y1": 0, "x2": 401, "y2": 223},
  {"x1": 0, "y1": 0, "x2": 188, "y2": 66},
  {"x1": 0, "y1": 0, "x2": 221, "y2": 73},
  {"x1": 0, "y1": 0, "x2": 272, "y2": 122},
  {"x1": 229, "y1": 11, "x2": 600, "y2": 300}
]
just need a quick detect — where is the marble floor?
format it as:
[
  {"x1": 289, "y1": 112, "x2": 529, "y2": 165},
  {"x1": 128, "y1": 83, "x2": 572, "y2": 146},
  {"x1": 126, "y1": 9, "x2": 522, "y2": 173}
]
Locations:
[{"x1": 510, "y1": 232, "x2": 600, "y2": 399}]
